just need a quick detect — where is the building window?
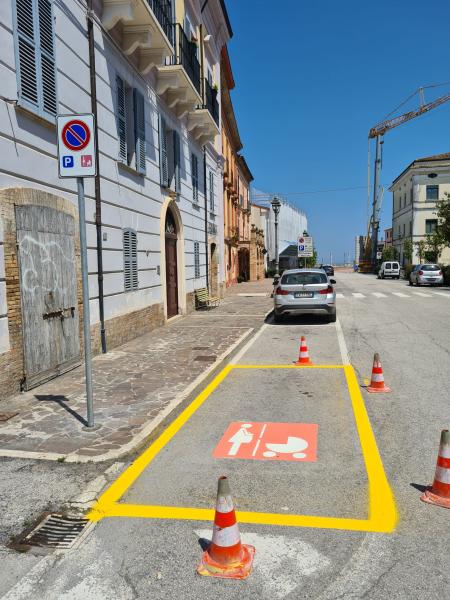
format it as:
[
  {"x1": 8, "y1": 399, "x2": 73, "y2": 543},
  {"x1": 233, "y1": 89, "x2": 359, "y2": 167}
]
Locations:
[
  {"x1": 425, "y1": 219, "x2": 438, "y2": 234},
  {"x1": 123, "y1": 229, "x2": 138, "y2": 291},
  {"x1": 116, "y1": 76, "x2": 146, "y2": 174},
  {"x1": 13, "y1": 0, "x2": 57, "y2": 120},
  {"x1": 409, "y1": 221, "x2": 412, "y2": 235},
  {"x1": 398, "y1": 225, "x2": 401, "y2": 238},
  {"x1": 410, "y1": 188, "x2": 413, "y2": 204},
  {"x1": 426, "y1": 185, "x2": 439, "y2": 201},
  {"x1": 240, "y1": 194, "x2": 244, "y2": 207},
  {"x1": 209, "y1": 171, "x2": 215, "y2": 212},
  {"x1": 402, "y1": 223, "x2": 405, "y2": 237},
  {"x1": 191, "y1": 153, "x2": 199, "y2": 203},
  {"x1": 194, "y1": 241, "x2": 200, "y2": 278},
  {"x1": 159, "y1": 115, "x2": 180, "y2": 191}
]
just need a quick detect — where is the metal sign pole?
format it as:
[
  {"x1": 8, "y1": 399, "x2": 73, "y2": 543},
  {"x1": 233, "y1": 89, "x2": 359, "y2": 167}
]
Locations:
[{"x1": 77, "y1": 177, "x2": 94, "y2": 428}]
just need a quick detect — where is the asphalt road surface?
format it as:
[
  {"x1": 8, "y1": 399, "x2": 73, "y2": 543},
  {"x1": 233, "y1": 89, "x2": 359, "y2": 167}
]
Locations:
[{"x1": 2, "y1": 272, "x2": 449, "y2": 600}]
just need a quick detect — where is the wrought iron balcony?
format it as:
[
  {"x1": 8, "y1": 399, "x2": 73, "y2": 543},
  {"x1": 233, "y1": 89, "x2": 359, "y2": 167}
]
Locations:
[
  {"x1": 148, "y1": 0, "x2": 173, "y2": 46},
  {"x1": 172, "y1": 23, "x2": 201, "y2": 95},
  {"x1": 203, "y1": 78, "x2": 219, "y2": 127}
]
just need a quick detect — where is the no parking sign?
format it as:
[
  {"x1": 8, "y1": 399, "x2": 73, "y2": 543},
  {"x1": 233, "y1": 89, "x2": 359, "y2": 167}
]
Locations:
[{"x1": 57, "y1": 114, "x2": 96, "y2": 178}]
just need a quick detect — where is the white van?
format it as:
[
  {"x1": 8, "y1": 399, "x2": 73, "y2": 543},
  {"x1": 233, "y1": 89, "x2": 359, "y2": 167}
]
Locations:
[{"x1": 377, "y1": 261, "x2": 400, "y2": 279}]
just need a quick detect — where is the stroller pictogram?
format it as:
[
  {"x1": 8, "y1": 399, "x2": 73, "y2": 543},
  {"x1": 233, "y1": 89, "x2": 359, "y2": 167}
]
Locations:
[{"x1": 263, "y1": 436, "x2": 309, "y2": 459}]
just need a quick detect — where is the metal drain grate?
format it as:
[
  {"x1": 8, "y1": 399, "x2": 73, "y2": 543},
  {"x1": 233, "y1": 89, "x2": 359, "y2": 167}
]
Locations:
[
  {"x1": 194, "y1": 355, "x2": 217, "y2": 362},
  {"x1": 14, "y1": 513, "x2": 90, "y2": 551}
]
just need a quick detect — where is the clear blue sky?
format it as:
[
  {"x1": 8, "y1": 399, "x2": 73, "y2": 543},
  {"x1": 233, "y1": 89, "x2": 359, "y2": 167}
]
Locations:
[{"x1": 225, "y1": 0, "x2": 450, "y2": 263}]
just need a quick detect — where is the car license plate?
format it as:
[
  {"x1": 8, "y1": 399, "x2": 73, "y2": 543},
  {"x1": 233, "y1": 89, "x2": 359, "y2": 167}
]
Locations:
[
  {"x1": 427, "y1": 277, "x2": 436, "y2": 281},
  {"x1": 294, "y1": 292, "x2": 314, "y2": 298}
]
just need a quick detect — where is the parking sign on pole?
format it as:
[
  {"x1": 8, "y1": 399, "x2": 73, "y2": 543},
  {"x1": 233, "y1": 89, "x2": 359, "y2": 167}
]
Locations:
[
  {"x1": 57, "y1": 114, "x2": 96, "y2": 428},
  {"x1": 298, "y1": 235, "x2": 313, "y2": 258}
]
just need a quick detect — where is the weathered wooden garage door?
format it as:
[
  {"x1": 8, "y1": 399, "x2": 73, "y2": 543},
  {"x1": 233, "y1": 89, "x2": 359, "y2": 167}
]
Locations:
[{"x1": 16, "y1": 205, "x2": 81, "y2": 390}]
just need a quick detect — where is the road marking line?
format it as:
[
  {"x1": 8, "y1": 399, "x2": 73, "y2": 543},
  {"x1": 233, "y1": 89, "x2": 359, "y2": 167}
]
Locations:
[
  {"x1": 336, "y1": 293, "x2": 345, "y2": 299},
  {"x1": 372, "y1": 292, "x2": 387, "y2": 298},
  {"x1": 392, "y1": 292, "x2": 410, "y2": 298},
  {"x1": 411, "y1": 291, "x2": 431, "y2": 297},
  {"x1": 335, "y1": 317, "x2": 350, "y2": 365},
  {"x1": 229, "y1": 322, "x2": 268, "y2": 364},
  {"x1": 87, "y1": 365, "x2": 397, "y2": 534},
  {"x1": 352, "y1": 293, "x2": 365, "y2": 298},
  {"x1": 432, "y1": 291, "x2": 450, "y2": 298}
]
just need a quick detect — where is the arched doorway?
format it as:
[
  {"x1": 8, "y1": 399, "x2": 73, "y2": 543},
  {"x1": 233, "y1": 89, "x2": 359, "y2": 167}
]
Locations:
[{"x1": 165, "y1": 209, "x2": 178, "y2": 318}]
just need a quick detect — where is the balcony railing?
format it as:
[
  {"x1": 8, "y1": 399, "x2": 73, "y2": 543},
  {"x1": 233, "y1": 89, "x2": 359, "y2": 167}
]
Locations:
[
  {"x1": 172, "y1": 23, "x2": 201, "y2": 94},
  {"x1": 204, "y1": 78, "x2": 219, "y2": 126},
  {"x1": 148, "y1": 0, "x2": 173, "y2": 46}
]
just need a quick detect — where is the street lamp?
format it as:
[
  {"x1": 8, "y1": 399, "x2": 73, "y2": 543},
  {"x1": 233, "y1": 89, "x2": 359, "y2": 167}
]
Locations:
[{"x1": 271, "y1": 196, "x2": 281, "y2": 279}]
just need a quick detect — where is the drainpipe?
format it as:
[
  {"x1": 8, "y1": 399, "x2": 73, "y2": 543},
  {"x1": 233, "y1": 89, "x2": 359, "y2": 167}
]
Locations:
[
  {"x1": 203, "y1": 147, "x2": 210, "y2": 291},
  {"x1": 199, "y1": 24, "x2": 209, "y2": 290},
  {"x1": 87, "y1": 2, "x2": 106, "y2": 353}
]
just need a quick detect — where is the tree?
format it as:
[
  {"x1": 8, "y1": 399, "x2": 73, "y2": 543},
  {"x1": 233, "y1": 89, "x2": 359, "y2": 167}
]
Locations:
[
  {"x1": 402, "y1": 238, "x2": 413, "y2": 264},
  {"x1": 425, "y1": 232, "x2": 444, "y2": 263},
  {"x1": 415, "y1": 240, "x2": 426, "y2": 262},
  {"x1": 382, "y1": 245, "x2": 397, "y2": 261},
  {"x1": 303, "y1": 248, "x2": 318, "y2": 268},
  {"x1": 435, "y1": 192, "x2": 450, "y2": 247}
]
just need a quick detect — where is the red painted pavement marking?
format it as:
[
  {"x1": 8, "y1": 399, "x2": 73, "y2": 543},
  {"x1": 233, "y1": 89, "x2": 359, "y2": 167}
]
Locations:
[{"x1": 213, "y1": 422, "x2": 318, "y2": 462}]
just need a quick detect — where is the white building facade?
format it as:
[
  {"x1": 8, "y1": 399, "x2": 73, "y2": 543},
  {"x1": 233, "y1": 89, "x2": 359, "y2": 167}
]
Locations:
[
  {"x1": 390, "y1": 153, "x2": 450, "y2": 266},
  {"x1": 257, "y1": 197, "x2": 308, "y2": 268},
  {"x1": 0, "y1": 0, "x2": 231, "y2": 397}
]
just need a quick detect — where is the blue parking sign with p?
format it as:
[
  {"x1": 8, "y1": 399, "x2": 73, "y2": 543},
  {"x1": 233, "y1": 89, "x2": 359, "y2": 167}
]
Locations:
[{"x1": 62, "y1": 156, "x2": 74, "y2": 168}]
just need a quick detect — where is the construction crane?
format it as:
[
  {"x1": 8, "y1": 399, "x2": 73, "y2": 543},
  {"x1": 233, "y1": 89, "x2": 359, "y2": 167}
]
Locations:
[{"x1": 363, "y1": 87, "x2": 450, "y2": 270}]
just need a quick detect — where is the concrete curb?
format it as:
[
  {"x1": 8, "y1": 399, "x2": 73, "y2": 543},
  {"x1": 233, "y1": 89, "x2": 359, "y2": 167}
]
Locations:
[{"x1": 0, "y1": 327, "x2": 255, "y2": 464}]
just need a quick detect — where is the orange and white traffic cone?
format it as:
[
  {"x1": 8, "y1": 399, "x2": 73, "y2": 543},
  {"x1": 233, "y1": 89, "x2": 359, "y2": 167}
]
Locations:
[
  {"x1": 366, "y1": 352, "x2": 391, "y2": 393},
  {"x1": 294, "y1": 336, "x2": 313, "y2": 365},
  {"x1": 197, "y1": 476, "x2": 255, "y2": 579},
  {"x1": 421, "y1": 429, "x2": 450, "y2": 509}
]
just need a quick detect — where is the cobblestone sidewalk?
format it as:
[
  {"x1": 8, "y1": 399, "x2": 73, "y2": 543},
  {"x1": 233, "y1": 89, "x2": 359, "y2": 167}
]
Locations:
[{"x1": 0, "y1": 280, "x2": 272, "y2": 462}]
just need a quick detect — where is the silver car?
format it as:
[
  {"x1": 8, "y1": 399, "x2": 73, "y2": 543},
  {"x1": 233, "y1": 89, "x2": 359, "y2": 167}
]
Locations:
[
  {"x1": 409, "y1": 264, "x2": 443, "y2": 286},
  {"x1": 273, "y1": 269, "x2": 337, "y2": 323}
]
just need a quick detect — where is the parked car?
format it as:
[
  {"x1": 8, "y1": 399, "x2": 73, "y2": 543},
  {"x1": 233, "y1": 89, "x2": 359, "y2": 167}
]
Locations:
[
  {"x1": 409, "y1": 264, "x2": 443, "y2": 286},
  {"x1": 273, "y1": 269, "x2": 336, "y2": 323},
  {"x1": 377, "y1": 261, "x2": 400, "y2": 279},
  {"x1": 320, "y1": 264, "x2": 334, "y2": 276}
]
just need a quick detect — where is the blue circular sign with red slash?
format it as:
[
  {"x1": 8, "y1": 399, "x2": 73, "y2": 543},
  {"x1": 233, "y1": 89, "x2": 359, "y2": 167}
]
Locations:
[{"x1": 61, "y1": 119, "x2": 91, "y2": 151}]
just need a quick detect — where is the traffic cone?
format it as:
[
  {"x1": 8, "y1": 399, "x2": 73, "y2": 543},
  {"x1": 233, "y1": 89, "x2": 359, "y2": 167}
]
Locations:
[
  {"x1": 421, "y1": 429, "x2": 450, "y2": 509},
  {"x1": 366, "y1": 352, "x2": 391, "y2": 393},
  {"x1": 294, "y1": 336, "x2": 313, "y2": 365},
  {"x1": 197, "y1": 476, "x2": 255, "y2": 579}
]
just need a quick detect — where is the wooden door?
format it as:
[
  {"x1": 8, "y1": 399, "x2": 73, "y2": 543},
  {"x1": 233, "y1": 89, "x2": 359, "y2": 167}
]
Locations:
[
  {"x1": 16, "y1": 205, "x2": 81, "y2": 390},
  {"x1": 165, "y1": 236, "x2": 178, "y2": 318}
]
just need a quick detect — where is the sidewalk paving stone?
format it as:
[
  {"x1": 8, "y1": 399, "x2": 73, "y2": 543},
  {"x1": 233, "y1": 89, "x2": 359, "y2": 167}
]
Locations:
[{"x1": 0, "y1": 280, "x2": 272, "y2": 462}]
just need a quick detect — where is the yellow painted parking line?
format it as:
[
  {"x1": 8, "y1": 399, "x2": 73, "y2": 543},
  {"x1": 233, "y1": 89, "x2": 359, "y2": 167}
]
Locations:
[{"x1": 87, "y1": 364, "x2": 397, "y2": 533}]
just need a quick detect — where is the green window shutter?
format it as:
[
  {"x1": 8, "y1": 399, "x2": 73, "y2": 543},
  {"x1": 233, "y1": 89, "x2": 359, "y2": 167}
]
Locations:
[
  {"x1": 173, "y1": 130, "x2": 181, "y2": 193},
  {"x1": 133, "y1": 89, "x2": 146, "y2": 174},
  {"x1": 116, "y1": 75, "x2": 127, "y2": 161},
  {"x1": 159, "y1": 114, "x2": 169, "y2": 187},
  {"x1": 15, "y1": 0, "x2": 39, "y2": 111},
  {"x1": 38, "y1": 0, "x2": 57, "y2": 118},
  {"x1": 192, "y1": 153, "x2": 198, "y2": 203}
]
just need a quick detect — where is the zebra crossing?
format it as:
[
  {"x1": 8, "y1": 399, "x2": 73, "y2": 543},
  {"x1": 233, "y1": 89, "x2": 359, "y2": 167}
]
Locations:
[{"x1": 336, "y1": 290, "x2": 450, "y2": 300}]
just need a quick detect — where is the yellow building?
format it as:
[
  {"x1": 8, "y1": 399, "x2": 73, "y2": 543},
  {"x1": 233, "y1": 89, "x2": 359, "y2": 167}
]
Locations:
[{"x1": 221, "y1": 47, "x2": 254, "y2": 286}]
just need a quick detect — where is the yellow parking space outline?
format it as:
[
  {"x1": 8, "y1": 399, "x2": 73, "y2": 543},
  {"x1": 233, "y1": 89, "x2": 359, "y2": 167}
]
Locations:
[{"x1": 87, "y1": 364, "x2": 397, "y2": 533}]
